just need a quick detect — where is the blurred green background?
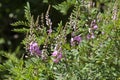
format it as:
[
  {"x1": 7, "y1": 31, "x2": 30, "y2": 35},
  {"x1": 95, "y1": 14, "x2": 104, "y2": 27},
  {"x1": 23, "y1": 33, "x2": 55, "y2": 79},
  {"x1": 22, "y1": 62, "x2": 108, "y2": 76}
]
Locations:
[{"x1": 0, "y1": 0, "x2": 69, "y2": 51}]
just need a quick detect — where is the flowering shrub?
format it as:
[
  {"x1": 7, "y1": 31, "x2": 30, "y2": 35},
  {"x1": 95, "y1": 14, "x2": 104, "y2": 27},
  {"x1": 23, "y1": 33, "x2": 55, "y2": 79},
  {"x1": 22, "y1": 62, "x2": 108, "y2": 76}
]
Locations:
[{"x1": 0, "y1": 0, "x2": 120, "y2": 80}]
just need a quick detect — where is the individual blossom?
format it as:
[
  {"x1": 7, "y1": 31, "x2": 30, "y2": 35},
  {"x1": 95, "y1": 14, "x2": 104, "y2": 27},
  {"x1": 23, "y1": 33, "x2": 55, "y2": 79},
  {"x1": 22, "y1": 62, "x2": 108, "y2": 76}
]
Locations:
[
  {"x1": 29, "y1": 42, "x2": 41, "y2": 55},
  {"x1": 47, "y1": 28, "x2": 52, "y2": 34},
  {"x1": 87, "y1": 33, "x2": 95, "y2": 39},
  {"x1": 87, "y1": 34, "x2": 91, "y2": 39},
  {"x1": 57, "y1": 52, "x2": 62, "y2": 59},
  {"x1": 51, "y1": 50, "x2": 62, "y2": 63},
  {"x1": 52, "y1": 50, "x2": 58, "y2": 56},
  {"x1": 73, "y1": 35, "x2": 82, "y2": 43},
  {"x1": 91, "y1": 20, "x2": 98, "y2": 30},
  {"x1": 71, "y1": 35, "x2": 82, "y2": 46},
  {"x1": 93, "y1": 25, "x2": 98, "y2": 30},
  {"x1": 91, "y1": 33, "x2": 95, "y2": 38}
]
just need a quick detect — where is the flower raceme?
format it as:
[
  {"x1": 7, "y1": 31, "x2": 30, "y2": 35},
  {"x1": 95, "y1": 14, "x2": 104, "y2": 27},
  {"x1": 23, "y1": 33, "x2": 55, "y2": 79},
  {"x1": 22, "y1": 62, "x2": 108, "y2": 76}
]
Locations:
[
  {"x1": 29, "y1": 42, "x2": 41, "y2": 55},
  {"x1": 87, "y1": 20, "x2": 98, "y2": 40}
]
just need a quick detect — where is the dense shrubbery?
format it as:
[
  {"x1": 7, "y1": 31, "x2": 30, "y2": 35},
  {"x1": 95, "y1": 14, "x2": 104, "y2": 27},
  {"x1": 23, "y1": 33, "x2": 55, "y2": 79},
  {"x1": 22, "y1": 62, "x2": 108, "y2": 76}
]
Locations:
[{"x1": 0, "y1": 0, "x2": 120, "y2": 80}]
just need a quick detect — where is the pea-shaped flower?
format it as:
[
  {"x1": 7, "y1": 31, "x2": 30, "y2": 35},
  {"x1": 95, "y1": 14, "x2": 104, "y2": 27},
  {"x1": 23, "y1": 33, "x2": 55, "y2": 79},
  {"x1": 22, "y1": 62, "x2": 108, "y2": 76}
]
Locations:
[
  {"x1": 71, "y1": 35, "x2": 82, "y2": 46},
  {"x1": 87, "y1": 33, "x2": 95, "y2": 39},
  {"x1": 73, "y1": 35, "x2": 82, "y2": 43},
  {"x1": 29, "y1": 42, "x2": 41, "y2": 55},
  {"x1": 93, "y1": 25, "x2": 98, "y2": 30},
  {"x1": 52, "y1": 50, "x2": 62, "y2": 63}
]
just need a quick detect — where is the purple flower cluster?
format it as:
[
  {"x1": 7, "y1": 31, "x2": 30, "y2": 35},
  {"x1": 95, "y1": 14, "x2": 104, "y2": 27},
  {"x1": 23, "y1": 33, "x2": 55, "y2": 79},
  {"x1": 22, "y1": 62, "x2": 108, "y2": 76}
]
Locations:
[
  {"x1": 29, "y1": 42, "x2": 41, "y2": 55},
  {"x1": 51, "y1": 50, "x2": 62, "y2": 63},
  {"x1": 87, "y1": 20, "x2": 98, "y2": 39},
  {"x1": 71, "y1": 35, "x2": 82, "y2": 46}
]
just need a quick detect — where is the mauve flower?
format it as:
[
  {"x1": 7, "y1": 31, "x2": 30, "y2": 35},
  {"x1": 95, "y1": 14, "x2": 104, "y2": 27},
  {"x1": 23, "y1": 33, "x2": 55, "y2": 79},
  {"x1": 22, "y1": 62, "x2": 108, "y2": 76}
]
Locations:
[
  {"x1": 29, "y1": 42, "x2": 41, "y2": 55},
  {"x1": 91, "y1": 20, "x2": 98, "y2": 30},
  {"x1": 71, "y1": 35, "x2": 82, "y2": 46},
  {"x1": 53, "y1": 53, "x2": 62, "y2": 63},
  {"x1": 93, "y1": 25, "x2": 98, "y2": 30},
  {"x1": 52, "y1": 50, "x2": 62, "y2": 63},
  {"x1": 52, "y1": 50, "x2": 58, "y2": 56},
  {"x1": 87, "y1": 34, "x2": 91, "y2": 39},
  {"x1": 57, "y1": 52, "x2": 62, "y2": 59},
  {"x1": 87, "y1": 33, "x2": 95, "y2": 39},
  {"x1": 47, "y1": 29, "x2": 52, "y2": 34},
  {"x1": 73, "y1": 35, "x2": 82, "y2": 43},
  {"x1": 91, "y1": 33, "x2": 95, "y2": 39},
  {"x1": 53, "y1": 58, "x2": 59, "y2": 63}
]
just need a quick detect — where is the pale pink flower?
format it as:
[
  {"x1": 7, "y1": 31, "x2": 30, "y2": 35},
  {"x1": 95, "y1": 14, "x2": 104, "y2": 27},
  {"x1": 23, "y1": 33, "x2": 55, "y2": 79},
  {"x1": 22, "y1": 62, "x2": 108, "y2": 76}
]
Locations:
[
  {"x1": 52, "y1": 50, "x2": 63, "y2": 63},
  {"x1": 93, "y1": 25, "x2": 98, "y2": 30},
  {"x1": 52, "y1": 50, "x2": 58, "y2": 56}
]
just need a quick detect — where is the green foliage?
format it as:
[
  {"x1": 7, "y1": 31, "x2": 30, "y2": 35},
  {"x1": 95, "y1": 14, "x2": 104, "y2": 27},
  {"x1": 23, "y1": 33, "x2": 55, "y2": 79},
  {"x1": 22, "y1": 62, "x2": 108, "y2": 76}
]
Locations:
[
  {"x1": 53, "y1": 0, "x2": 76, "y2": 15},
  {"x1": 11, "y1": 21, "x2": 29, "y2": 27},
  {"x1": 11, "y1": 2, "x2": 32, "y2": 33},
  {"x1": 12, "y1": 28, "x2": 29, "y2": 33},
  {"x1": 0, "y1": 0, "x2": 120, "y2": 80},
  {"x1": 24, "y1": 2, "x2": 32, "y2": 23}
]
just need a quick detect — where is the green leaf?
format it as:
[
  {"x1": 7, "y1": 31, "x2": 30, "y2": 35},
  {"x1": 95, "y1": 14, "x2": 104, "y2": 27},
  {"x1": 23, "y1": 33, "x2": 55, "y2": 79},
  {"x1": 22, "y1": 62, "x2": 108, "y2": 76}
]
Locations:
[
  {"x1": 0, "y1": 64, "x2": 6, "y2": 71},
  {"x1": 11, "y1": 21, "x2": 28, "y2": 26},
  {"x1": 24, "y1": 2, "x2": 32, "y2": 22},
  {"x1": 12, "y1": 28, "x2": 29, "y2": 33},
  {"x1": 53, "y1": 0, "x2": 76, "y2": 15},
  {"x1": 63, "y1": 43, "x2": 71, "y2": 50},
  {"x1": 57, "y1": 21, "x2": 63, "y2": 33}
]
